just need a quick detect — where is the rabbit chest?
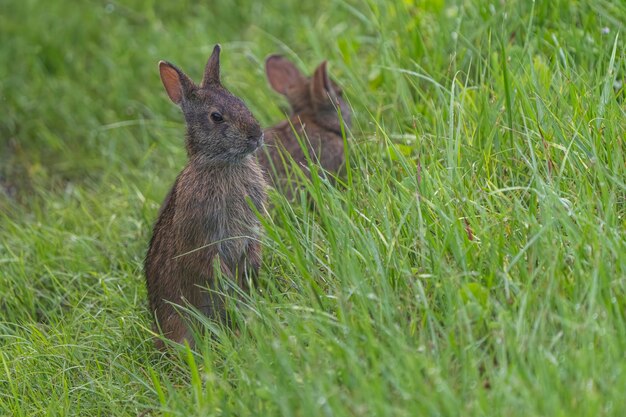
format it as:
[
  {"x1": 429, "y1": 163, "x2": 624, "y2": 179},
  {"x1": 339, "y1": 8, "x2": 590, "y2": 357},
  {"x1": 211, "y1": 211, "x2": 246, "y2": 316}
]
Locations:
[{"x1": 172, "y1": 162, "x2": 264, "y2": 268}]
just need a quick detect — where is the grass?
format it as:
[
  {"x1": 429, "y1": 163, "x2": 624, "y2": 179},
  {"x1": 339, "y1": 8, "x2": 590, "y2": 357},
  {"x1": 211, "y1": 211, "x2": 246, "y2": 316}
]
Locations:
[{"x1": 1, "y1": 0, "x2": 625, "y2": 415}]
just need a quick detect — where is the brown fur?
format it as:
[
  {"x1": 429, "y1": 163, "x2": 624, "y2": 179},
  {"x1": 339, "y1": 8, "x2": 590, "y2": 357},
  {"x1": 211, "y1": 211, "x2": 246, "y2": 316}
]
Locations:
[
  {"x1": 145, "y1": 45, "x2": 267, "y2": 349},
  {"x1": 257, "y1": 56, "x2": 352, "y2": 198}
]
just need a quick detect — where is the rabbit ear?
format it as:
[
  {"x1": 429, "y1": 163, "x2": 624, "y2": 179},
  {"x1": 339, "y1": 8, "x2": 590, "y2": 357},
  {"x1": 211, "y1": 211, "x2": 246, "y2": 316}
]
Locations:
[
  {"x1": 159, "y1": 61, "x2": 194, "y2": 104},
  {"x1": 265, "y1": 55, "x2": 306, "y2": 95},
  {"x1": 201, "y1": 44, "x2": 221, "y2": 87},
  {"x1": 310, "y1": 61, "x2": 336, "y2": 104}
]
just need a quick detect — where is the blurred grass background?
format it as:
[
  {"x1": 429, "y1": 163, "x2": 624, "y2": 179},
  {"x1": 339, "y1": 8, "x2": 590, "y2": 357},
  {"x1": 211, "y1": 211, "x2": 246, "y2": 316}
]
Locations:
[{"x1": 1, "y1": 0, "x2": 625, "y2": 416}]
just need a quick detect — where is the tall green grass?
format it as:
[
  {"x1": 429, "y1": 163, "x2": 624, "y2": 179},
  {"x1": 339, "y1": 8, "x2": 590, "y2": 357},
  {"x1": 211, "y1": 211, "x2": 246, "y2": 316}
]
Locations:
[{"x1": 1, "y1": 0, "x2": 625, "y2": 415}]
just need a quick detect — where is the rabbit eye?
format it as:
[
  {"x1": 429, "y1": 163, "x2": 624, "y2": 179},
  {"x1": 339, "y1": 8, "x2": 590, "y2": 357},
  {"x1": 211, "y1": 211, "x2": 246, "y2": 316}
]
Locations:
[{"x1": 210, "y1": 112, "x2": 224, "y2": 123}]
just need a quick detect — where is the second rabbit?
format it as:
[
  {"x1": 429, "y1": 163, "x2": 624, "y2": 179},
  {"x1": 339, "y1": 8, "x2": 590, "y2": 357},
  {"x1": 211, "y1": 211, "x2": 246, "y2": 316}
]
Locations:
[{"x1": 258, "y1": 55, "x2": 351, "y2": 198}]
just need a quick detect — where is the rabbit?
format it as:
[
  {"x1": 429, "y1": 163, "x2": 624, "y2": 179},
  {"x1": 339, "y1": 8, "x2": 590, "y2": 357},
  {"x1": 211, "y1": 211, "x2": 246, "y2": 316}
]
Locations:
[
  {"x1": 144, "y1": 45, "x2": 267, "y2": 349},
  {"x1": 257, "y1": 55, "x2": 351, "y2": 198}
]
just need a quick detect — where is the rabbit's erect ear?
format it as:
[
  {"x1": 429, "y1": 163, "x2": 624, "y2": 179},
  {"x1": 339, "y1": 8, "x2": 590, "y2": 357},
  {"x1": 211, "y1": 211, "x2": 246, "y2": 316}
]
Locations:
[
  {"x1": 159, "y1": 61, "x2": 194, "y2": 104},
  {"x1": 201, "y1": 44, "x2": 221, "y2": 87},
  {"x1": 310, "y1": 61, "x2": 337, "y2": 104},
  {"x1": 265, "y1": 55, "x2": 306, "y2": 95}
]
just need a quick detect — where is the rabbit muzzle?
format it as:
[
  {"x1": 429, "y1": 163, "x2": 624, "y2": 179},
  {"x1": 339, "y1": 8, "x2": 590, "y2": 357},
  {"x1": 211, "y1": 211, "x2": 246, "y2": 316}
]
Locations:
[{"x1": 247, "y1": 132, "x2": 264, "y2": 150}]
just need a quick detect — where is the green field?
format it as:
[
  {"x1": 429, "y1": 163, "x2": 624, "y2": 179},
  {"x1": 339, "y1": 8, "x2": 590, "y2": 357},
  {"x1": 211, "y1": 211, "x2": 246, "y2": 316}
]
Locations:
[{"x1": 1, "y1": 0, "x2": 625, "y2": 415}]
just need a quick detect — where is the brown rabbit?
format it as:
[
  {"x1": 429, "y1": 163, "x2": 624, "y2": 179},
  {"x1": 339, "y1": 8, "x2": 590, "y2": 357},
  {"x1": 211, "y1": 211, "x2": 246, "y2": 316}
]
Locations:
[
  {"x1": 145, "y1": 45, "x2": 267, "y2": 349},
  {"x1": 257, "y1": 55, "x2": 351, "y2": 197}
]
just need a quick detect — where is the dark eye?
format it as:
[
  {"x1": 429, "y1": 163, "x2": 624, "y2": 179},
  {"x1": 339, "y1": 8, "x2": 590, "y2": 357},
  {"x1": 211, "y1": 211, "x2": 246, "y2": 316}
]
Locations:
[{"x1": 210, "y1": 112, "x2": 224, "y2": 123}]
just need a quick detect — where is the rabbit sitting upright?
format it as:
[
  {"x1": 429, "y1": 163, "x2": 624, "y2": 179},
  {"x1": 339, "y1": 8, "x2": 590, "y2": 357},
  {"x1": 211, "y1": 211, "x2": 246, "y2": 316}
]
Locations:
[
  {"x1": 145, "y1": 45, "x2": 267, "y2": 349},
  {"x1": 257, "y1": 55, "x2": 351, "y2": 197}
]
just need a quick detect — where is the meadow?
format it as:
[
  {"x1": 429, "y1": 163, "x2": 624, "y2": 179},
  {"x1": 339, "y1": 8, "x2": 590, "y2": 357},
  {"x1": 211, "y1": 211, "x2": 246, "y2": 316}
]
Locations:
[{"x1": 1, "y1": 0, "x2": 625, "y2": 415}]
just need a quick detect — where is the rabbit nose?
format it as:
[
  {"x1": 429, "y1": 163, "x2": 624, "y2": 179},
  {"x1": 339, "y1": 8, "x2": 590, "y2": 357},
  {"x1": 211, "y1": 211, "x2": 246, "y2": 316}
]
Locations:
[
  {"x1": 247, "y1": 125, "x2": 263, "y2": 139},
  {"x1": 248, "y1": 132, "x2": 264, "y2": 146}
]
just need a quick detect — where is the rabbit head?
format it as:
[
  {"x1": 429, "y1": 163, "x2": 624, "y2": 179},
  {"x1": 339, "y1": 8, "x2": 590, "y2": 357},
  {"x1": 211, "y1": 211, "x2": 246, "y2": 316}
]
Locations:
[
  {"x1": 159, "y1": 45, "x2": 263, "y2": 164},
  {"x1": 265, "y1": 55, "x2": 351, "y2": 133}
]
